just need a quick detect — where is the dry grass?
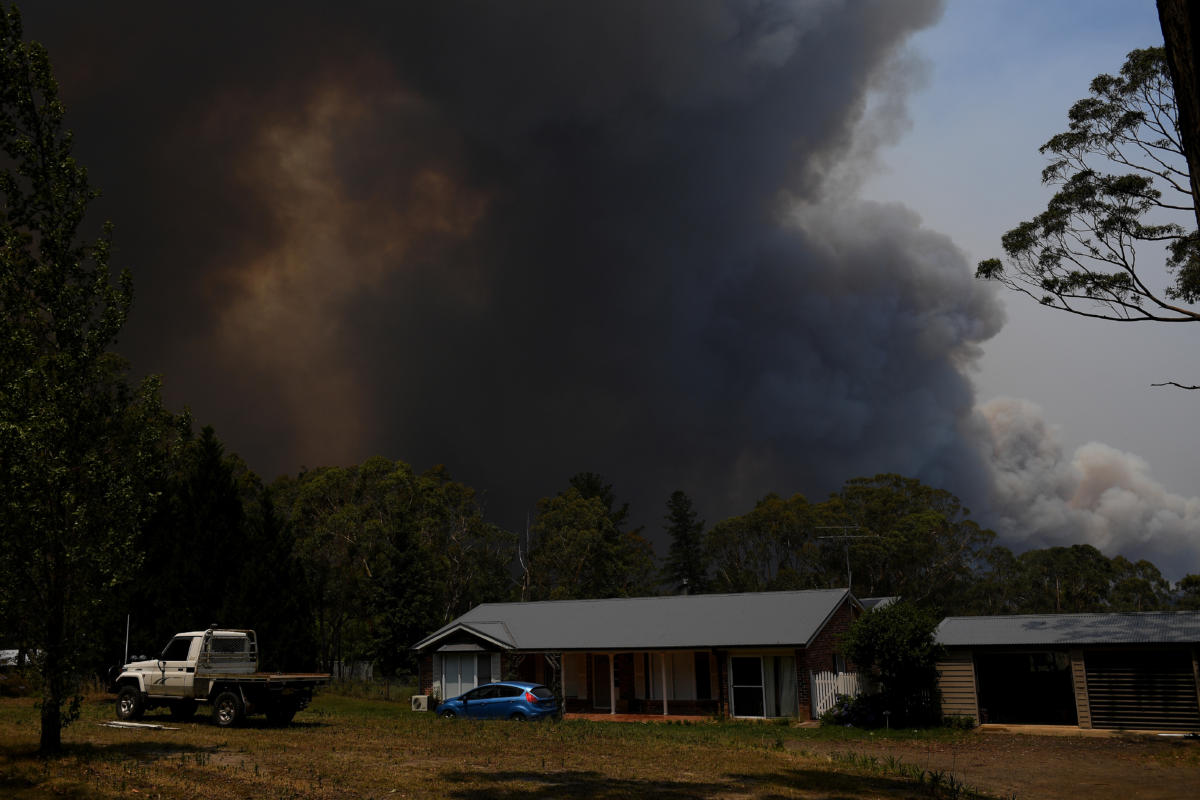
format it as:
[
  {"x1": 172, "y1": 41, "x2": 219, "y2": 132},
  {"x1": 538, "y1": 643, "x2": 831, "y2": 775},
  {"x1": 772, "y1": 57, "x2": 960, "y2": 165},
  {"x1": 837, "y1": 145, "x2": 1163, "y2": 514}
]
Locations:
[{"x1": 0, "y1": 691, "x2": 985, "y2": 799}]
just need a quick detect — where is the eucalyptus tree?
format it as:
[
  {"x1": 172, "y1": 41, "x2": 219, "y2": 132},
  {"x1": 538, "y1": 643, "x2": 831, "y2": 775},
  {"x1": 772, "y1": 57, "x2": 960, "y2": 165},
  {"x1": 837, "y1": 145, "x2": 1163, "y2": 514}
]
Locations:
[
  {"x1": 977, "y1": 48, "x2": 1200, "y2": 388},
  {"x1": 526, "y1": 475, "x2": 656, "y2": 600}
]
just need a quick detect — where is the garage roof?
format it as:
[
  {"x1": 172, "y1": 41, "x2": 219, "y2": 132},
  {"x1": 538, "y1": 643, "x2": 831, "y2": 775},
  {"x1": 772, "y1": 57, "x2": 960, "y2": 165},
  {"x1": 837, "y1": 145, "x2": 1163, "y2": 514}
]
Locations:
[
  {"x1": 937, "y1": 612, "x2": 1200, "y2": 647},
  {"x1": 413, "y1": 589, "x2": 855, "y2": 652}
]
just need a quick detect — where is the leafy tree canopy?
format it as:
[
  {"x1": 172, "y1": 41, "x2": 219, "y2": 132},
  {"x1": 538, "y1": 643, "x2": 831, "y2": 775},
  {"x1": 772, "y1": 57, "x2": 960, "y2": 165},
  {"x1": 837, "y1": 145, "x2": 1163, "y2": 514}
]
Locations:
[
  {"x1": 0, "y1": 4, "x2": 176, "y2": 752},
  {"x1": 978, "y1": 47, "x2": 1200, "y2": 332},
  {"x1": 840, "y1": 601, "x2": 942, "y2": 725},
  {"x1": 526, "y1": 475, "x2": 656, "y2": 600}
]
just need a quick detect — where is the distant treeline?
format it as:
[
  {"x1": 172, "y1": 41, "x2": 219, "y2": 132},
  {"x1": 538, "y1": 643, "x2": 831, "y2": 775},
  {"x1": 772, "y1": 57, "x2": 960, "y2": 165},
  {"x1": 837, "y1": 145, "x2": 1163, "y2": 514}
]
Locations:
[{"x1": 103, "y1": 426, "x2": 1200, "y2": 679}]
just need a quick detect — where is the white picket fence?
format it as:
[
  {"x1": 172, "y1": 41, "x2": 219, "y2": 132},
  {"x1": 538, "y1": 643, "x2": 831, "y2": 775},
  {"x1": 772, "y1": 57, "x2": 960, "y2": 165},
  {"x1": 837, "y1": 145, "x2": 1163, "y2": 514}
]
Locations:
[{"x1": 810, "y1": 670, "x2": 862, "y2": 718}]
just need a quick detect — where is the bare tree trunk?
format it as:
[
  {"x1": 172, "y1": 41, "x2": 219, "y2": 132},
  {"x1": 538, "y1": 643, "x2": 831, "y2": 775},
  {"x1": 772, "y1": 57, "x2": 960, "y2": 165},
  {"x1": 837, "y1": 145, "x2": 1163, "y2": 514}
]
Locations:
[
  {"x1": 1158, "y1": 0, "x2": 1200, "y2": 230},
  {"x1": 39, "y1": 583, "x2": 64, "y2": 754}
]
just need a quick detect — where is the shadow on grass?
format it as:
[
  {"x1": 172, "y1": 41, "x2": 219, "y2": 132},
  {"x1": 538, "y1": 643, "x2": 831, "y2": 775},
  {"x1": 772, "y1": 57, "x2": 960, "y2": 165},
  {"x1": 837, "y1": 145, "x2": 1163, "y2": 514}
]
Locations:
[
  {"x1": 3, "y1": 739, "x2": 222, "y2": 763},
  {"x1": 437, "y1": 766, "x2": 924, "y2": 799}
]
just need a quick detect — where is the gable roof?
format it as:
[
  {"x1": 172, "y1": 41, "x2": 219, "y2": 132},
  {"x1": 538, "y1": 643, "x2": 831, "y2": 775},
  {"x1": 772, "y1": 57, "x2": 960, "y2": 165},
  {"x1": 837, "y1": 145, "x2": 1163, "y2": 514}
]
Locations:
[
  {"x1": 413, "y1": 589, "x2": 856, "y2": 652},
  {"x1": 936, "y1": 612, "x2": 1200, "y2": 647}
]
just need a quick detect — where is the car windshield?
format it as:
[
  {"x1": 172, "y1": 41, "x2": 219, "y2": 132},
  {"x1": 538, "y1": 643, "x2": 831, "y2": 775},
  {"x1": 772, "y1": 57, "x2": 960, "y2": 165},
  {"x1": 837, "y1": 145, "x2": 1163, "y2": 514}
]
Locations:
[{"x1": 531, "y1": 687, "x2": 554, "y2": 699}]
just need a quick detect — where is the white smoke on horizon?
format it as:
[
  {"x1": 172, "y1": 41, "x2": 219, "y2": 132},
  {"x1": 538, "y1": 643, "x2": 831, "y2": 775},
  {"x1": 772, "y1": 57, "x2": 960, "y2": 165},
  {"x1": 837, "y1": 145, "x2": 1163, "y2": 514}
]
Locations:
[{"x1": 979, "y1": 396, "x2": 1200, "y2": 578}]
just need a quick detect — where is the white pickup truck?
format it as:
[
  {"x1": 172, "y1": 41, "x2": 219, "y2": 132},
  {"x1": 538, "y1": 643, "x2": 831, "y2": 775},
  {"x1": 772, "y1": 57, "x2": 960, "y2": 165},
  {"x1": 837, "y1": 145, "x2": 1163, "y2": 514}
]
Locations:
[{"x1": 108, "y1": 628, "x2": 329, "y2": 727}]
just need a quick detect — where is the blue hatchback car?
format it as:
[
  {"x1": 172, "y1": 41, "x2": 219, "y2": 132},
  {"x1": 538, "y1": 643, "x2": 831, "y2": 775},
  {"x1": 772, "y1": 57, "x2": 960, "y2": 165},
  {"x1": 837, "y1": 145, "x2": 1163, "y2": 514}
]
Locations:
[{"x1": 435, "y1": 681, "x2": 558, "y2": 721}]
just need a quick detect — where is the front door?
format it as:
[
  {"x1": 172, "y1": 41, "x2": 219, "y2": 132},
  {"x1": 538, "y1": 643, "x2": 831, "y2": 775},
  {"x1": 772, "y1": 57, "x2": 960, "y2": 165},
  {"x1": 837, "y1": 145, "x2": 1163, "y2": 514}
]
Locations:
[
  {"x1": 730, "y1": 656, "x2": 764, "y2": 717},
  {"x1": 158, "y1": 636, "x2": 198, "y2": 697},
  {"x1": 593, "y1": 654, "x2": 611, "y2": 709},
  {"x1": 442, "y1": 653, "x2": 476, "y2": 699}
]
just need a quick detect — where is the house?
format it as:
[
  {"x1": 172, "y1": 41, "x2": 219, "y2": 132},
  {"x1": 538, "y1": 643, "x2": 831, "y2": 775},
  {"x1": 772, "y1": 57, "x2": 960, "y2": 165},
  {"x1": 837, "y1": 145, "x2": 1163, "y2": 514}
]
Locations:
[
  {"x1": 412, "y1": 588, "x2": 861, "y2": 719},
  {"x1": 936, "y1": 612, "x2": 1200, "y2": 731}
]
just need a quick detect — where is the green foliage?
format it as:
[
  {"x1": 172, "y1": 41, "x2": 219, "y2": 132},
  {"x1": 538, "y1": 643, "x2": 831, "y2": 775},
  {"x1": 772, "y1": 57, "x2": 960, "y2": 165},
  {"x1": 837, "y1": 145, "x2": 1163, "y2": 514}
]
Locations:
[
  {"x1": 526, "y1": 474, "x2": 657, "y2": 600},
  {"x1": 706, "y1": 492, "x2": 833, "y2": 593},
  {"x1": 704, "y1": 475, "x2": 995, "y2": 614},
  {"x1": 1178, "y1": 573, "x2": 1200, "y2": 609},
  {"x1": 661, "y1": 490, "x2": 708, "y2": 592},
  {"x1": 0, "y1": 3, "x2": 176, "y2": 752},
  {"x1": 273, "y1": 457, "x2": 515, "y2": 676},
  {"x1": 961, "y1": 544, "x2": 1175, "y2": 615},
  {"x1": 977, "y1": 47, "x2": 1200, "y2": 323},
  {"x1": 121, "y1": 425, "x2": 318, "y2": 670},
  {"x1": 819, "y1": 692, "x2": 890, "y2": 728},
  {"x1": 941, "y1": 714, "x2": 976, "y2": 730},
  {"x1": 840, "y1": 602, "x2": 942, "y2": 726},
  {"x1": 826, "y1": 475, "x2": 995, "y2": 614}
]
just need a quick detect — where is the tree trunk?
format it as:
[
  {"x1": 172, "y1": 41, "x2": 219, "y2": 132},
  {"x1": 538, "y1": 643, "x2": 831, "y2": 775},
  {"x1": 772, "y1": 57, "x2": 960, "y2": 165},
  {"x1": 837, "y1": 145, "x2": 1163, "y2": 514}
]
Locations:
[
  {"x1": 38, "y1": 589, "x2": 65, "y2": 754},
  {"x1": 1158, "y1": 0, "x2": 1200, "y2": 231}
]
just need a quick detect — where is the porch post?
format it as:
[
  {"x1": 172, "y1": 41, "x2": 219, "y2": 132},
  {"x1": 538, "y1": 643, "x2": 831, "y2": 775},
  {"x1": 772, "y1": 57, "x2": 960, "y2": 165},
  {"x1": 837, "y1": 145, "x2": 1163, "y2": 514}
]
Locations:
[
  {"x1": 609, "y1": 653, "x2": 615, "y2": 715},
  {"x1": 660, "y1": 652, "x2": 668, "y2": 715}
]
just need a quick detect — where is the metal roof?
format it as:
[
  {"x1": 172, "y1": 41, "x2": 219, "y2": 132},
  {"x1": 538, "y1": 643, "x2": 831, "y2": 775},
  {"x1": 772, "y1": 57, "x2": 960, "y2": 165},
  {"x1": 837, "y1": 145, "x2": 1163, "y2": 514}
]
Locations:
[
  {"x1": 936, "y1": 612, "x2": 1200, "y2": 647},
  {"x1": 413, "y1": 589, "x2": 855, "y2": 652}
]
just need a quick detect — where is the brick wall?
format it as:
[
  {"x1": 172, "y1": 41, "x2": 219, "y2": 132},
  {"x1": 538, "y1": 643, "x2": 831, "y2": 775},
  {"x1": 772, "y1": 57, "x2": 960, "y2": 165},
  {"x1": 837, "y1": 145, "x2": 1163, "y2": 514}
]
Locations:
[
  {"x1": 418, "y1": 653, "x2": 433, "y2": 696},
  {"x1": 796, "y1": 597, "x2": 860, "y2": 720}
]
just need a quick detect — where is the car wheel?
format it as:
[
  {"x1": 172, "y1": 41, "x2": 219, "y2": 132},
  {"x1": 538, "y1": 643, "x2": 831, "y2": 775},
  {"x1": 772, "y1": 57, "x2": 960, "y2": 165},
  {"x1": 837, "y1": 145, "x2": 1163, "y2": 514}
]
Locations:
[
  {"x1": 169, "y1": 699, "x2": 198, "y2": 720},
  {"x1": 508, "y1": 712, "x2": 527, "y2": 721},
  {"x1": 116, "y1": 686, "x2": 145, "y2": 721},
  {"x1": 212, "y1": 690, "x2": 245, "y2": 728},
  {"x1": 439, "y1": 708, "x2": 457, "y2": 719}
]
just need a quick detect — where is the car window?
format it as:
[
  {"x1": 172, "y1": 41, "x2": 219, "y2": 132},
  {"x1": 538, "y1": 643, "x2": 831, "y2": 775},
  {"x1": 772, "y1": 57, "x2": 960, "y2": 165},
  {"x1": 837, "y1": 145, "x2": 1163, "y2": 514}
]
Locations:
[
  {"x1": 532, "y1": 687, "x2": 554, "y2": 699},
  {"x1": 496, "y1": 685, "x2": 523, "y2": 697},
  {"x1": 160, "y1": 637, "x2": 194, "y2": 661},
  {"x1": 465, "y1": 685, "x2": 497, "y2": 700}
]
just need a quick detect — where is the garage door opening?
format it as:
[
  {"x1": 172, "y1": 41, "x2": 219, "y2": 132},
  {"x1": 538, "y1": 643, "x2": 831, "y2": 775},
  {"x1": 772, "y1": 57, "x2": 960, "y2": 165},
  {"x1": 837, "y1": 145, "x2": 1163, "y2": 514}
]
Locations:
[{"x1": 975, "y1": 650, "x2": 1077, "y2": 725}]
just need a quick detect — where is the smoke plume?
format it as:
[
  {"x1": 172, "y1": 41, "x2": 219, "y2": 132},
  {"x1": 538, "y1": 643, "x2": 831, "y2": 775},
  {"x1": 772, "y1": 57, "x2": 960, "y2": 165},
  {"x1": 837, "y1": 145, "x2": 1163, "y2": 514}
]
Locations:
[{"x1": 21, "y1": 1, "x2": 1200, "y2": 574}]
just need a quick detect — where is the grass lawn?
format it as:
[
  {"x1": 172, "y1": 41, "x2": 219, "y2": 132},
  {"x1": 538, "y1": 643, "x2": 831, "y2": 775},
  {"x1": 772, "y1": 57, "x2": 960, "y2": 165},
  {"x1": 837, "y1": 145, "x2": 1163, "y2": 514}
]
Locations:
[{"x1": 0, "y1": 690, "x2": 988, "y2": 799}]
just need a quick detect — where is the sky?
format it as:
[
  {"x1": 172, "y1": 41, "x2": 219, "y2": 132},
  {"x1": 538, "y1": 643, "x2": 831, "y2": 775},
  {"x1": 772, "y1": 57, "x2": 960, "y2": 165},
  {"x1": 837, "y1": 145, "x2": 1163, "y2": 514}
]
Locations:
[{"x1": 18, "y1": 0, "x2": 1200, "y2": 577}]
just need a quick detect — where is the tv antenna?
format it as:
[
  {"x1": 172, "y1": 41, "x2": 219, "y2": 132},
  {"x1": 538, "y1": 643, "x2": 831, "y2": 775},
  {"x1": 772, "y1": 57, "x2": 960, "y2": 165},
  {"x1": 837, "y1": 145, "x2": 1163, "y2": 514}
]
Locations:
[{"x1": 816, "y1": 526, "x2": 876, "y2": 592}]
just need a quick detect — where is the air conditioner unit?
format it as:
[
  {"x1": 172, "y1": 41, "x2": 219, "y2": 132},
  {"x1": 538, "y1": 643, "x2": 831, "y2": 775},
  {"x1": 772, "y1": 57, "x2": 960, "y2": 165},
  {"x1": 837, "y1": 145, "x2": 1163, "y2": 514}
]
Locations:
[{"x1": 411, "y1": 694, "x2": 430, "y2": 712}]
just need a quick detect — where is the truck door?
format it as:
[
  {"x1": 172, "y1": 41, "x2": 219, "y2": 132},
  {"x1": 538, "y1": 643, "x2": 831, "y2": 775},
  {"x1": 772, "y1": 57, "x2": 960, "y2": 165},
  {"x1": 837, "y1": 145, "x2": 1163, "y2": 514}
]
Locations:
[{"x1": 157, "y1": 636, "x2": 199, "y2": 697}]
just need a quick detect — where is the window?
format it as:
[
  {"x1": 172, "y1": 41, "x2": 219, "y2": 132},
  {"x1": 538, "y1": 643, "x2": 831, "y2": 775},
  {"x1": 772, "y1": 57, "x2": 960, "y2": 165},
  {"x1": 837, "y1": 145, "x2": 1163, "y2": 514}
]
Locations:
[
  {"x1": 730, "y1": 656, "x2": 764, "y2": 717},
  {"x1": 563, "y1": 653, "x2": 587, "y2": 698},
  {"x1": 496, "y1": 685, "x2": 523, "y2": 698},
  {"x1": 463, "y1": 685, "x2": 497, "y2": 701},
  {"x1": 695, "y1": 652, "x2": 712, "y2": 700},
  {"x1": 211, "y1": 636, "x2": 247, "y2": 654},
  {"x1": 477, "y1": 653, "x2": 492, "y2": 684},
  {"x1": 161, "y1": 637, "x2": 194, "y2": 661}
]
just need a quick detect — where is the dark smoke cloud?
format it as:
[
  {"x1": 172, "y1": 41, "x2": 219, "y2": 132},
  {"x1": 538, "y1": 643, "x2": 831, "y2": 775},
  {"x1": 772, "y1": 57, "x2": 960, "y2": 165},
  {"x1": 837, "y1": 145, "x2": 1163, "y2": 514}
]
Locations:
[{"x1": 23, "y1": 1, "x2": 1017, "y2": 539}]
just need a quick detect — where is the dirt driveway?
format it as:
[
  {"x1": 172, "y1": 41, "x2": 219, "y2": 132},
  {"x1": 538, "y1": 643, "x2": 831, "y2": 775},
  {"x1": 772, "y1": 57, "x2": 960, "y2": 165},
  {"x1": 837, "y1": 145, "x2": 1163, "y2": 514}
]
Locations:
[{"x1": 786, "y1": 727, "x2": 1200, "y2": 799}]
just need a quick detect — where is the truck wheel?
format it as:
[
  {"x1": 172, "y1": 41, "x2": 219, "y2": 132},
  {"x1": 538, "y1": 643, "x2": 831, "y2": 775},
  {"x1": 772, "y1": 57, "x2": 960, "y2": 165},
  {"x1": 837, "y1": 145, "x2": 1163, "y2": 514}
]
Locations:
[
  {"x1": 170, "y1": 699, "x2": 198, "y2": 720},
  {"x1": 266, "y1": 701, "x2": 297, "y2": 726},
  {"x1": 116, "y1": 686, "x2": 145, "y2": 721},
  {"x1": 212, "y1": 690, "x2": 245, "y2": 728}
]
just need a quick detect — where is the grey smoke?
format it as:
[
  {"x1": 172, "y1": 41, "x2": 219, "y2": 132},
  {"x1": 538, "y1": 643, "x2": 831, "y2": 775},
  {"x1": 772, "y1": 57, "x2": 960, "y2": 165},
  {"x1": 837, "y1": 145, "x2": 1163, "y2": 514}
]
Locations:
[{"x1": 35, "y1": 1, "x2": 1194, "y2": 574}]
